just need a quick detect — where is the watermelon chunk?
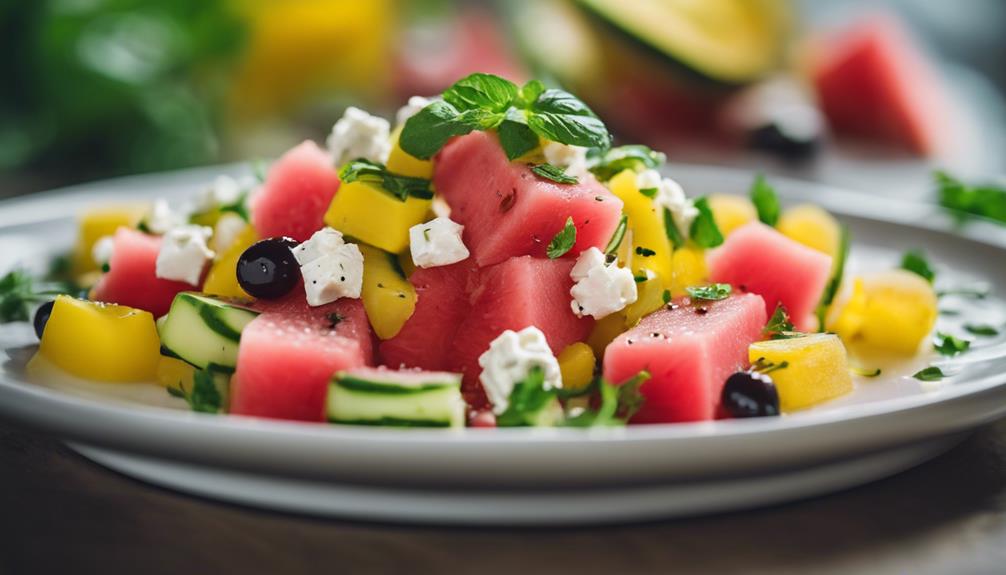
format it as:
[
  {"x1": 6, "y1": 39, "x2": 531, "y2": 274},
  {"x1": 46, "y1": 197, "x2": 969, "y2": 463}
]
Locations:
[
  {"x1": 603, "y1": 293, "x2": 767, "y2": 423},
  {"x1": 434, "y1": 131, "x2": 623, "y2": 267},
  {"x1": 451, "y1": 256, "x2": 594, "y2": 407},
  {"x1": 252, "y1": 141, "x2": 340, "y2": 242},
  {"x1": 379, "y1": 261, "x2": 478, "y2": 372},
  {"x1": 813, "y1": 13, "x2": 946, "y2": 155},
  {"x1": 231, "y1": 290, "x2": 373, "y2": 422},
  {"x1": 91, "y1": 227, "x2": 192, "y2": 318},
  {"x1": 708, "y1": 222, "x2": 832, "y2": 332}
]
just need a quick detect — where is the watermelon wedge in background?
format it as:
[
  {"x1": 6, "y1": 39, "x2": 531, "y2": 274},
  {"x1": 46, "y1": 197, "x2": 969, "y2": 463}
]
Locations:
[
  {"x1": 812, "y1": 13, "x2": 948, "y2": 155},
  {"x1": 451, "y1": 256, "x2": 594, "y2": 408},
  {"x1": 434, "y1": 131, "x2": 624, "y2": 267},
  {"x1": 91, "y1": 227, "x2": 193, "y2": 318},
  {"x1": 231, "y1": 290, "x2": 373, "y2": 422},
  {"x1": 252, "y1": 140, "x2": 340, "y2": 243},
  {"x1": 603, "y1": 293, "x2": 767, "y2": 424},
  {"x1": 708, "y1": 222, "x2": 832, "y2": 332}
]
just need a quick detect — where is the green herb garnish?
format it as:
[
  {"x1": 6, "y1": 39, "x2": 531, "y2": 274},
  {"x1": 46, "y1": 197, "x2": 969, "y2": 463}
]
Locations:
[
  {"x1": 750, "y1": 174, "x2": 781, "y2": 227},
  {"x1": 762, "y1": 303, "x2": 806, "y2": 339},
  {"x1": 531, "y1": 163, "x2": 578, "y2": 184},
  {"x1": 913, "y1": 366, "x2": 946, "y2": 381},
  {"x1": 635, "y1": 246, "x2": 655, "y2": 257},
  {"x1": 964, "y1": 324, "x2": 999, "y2": 337},
  {"x1": 686, "y1": 283, "x2": 731, "y2": 301},
  {"x1": 561, "y1": 371, "x2": 650, "y2": 427},
  {"x1": 934, "y1": 332, "x2": 970, "y2": 356},
  {"x1": 633, "y1": 273, "x2": 649, "y2": 283},
  {"x1": 935, "y1": 170, "x2": 1006, "y2": 225},
  {"x1": 751, "y1": 357, "x2": 789, "y2": 374},
  {"x1": 664, "y1": 207, "x2": 686, "y2": 249},
  {"x1": 900, "y1": 249, "x2": 935, "y2": 284},
  {"x1": 339, "y1": 159, "x2": 433, "y2": 201},
  {"x1": 638, "y1": 187, "x2": 658, "y2": 198},
  {"x1": 604, "y1": 214, "x2": 628, "y2": 256},
  {"x1": 586, "y1": 145, "x2": 665, "y2": 181},
  {"x1": 815, "y1": 225, "x2": 850, "y2": 331},
  {"x1": 688, "y1": 197, "x2": 724, "y2": 248},
  {"x1": 0, "y1": 269, "x2": 74, "y2": 323},
  {"x1": 662, "y1": 289, "x2": 671, "y2": 304},
  {"x1": 546, "y1": 217, "x2": 577, "y2": 259},
  {"x1": 496, "y1": 366, "x2": 559, "y2": 427}
]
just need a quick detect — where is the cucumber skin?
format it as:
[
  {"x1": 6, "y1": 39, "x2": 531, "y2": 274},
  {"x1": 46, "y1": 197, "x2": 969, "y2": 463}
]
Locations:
[
  {"x1": 334, "y1": 376, "x2": 460, "y2": 395},
  {"x1": 158, "y1": 293, "x2": 258, "y2": 370},
  {"x1": 326, "y1": 380, "x2": 465, "y2": 428}
]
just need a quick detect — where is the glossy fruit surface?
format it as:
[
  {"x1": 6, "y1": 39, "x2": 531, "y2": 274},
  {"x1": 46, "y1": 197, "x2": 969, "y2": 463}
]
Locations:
[
  {"x1": 721, "y1": 370, "x2": 780, "y2": 418},
  {"x1": 236, "y1": 237, "x2": 300, "y2": 299}
]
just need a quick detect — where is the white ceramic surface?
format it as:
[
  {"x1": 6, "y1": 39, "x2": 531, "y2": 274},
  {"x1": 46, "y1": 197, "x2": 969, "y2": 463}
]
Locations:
[{"x1": 1, "y1": 164, "x2": 1005, "y2": 524}]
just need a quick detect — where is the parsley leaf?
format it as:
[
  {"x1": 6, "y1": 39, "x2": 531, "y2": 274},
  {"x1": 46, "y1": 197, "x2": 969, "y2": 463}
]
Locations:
[
  {"x1": 586, "y1": 145, "x2": 666, "y2": 181},
  {"x1": 815, "y1": 225, "x2": 850, "y2": 330},
  {"x1": 935, "y1": 170, "x2": 1006, "y2": 225},
  {"x1": 964, "y1": 324, "x2": 999, "y2": 337},
  {"x1": 442, "y1": 73, "x2": 518, "y2": 113},
  {"x1": 764, "y1": 303, "x2": 796, "y2": 338},
  {"x1": 689, "y1": 197, "x2": 724, "y2": 248},
  {"x1": 497, "y1": 109, "x2": 539, "y2": 160},
  {"x1": 604, "y1": 214, "x2": 628, "y2": 256},
  {"x1": 561, "y1": 371, "x2": 650, "y2": 427},
  {"x1": 686, "y1": 283, "x2": 731, "y2": 301},
  {"x1": 0, "y1": 269, "x2": 73, "y2": 323},
  {"x1": 750, "y1": 174, "x2": 780, "y2": 226},
  {"x1": 339, "y1": 159, "x2": 434, "y2": 201},
  {"x1": 664, "y1": 207, "x2": 685, "y2": 249},
  {"x1": 496, "y1": 366, "x2": 558, "y2": 427},
  {"x1": 526, "y1": 88, "x2": 611, "y2": 149},
  {"x1": 547, "y1": 217, "x2": 577, "y2": 259},
  {"x1": 913, "y1": 366, "x2": 946, "y2": 381},
  {"x1": 900, "y1": 250, "x2": 935, "y2": 284},
  {"x1": 531, "y1": 163, "x2": 578, "y2": 184},
  {"x1": 934, "y1": 332, "x2": 970, "y2": 356}
]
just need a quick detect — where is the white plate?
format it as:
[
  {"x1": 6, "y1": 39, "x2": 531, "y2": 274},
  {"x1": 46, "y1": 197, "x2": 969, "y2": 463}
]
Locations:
[{"x1": 1, "y1": 164, "x2": 1005, "y2": 524}]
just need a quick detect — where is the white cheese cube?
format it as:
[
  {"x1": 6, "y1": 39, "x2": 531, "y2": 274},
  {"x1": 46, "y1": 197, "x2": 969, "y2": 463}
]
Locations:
[
  {"x1": 478, "y1": 326, "x2": 563, "y2": 415},
  {"x1": 409, "y1": 217, "x2": 469, "y2": 268},
  {"x1": 543, "y1": 141, "x2": 589, "y2": 179},
  {"x1": 636, "y1": 169, "x2": 698, "y2": 240},
  {"x1": 327, "y1": 106, "x2": 391, "y2": 167},
  {"x1": 292, "y1": 227, "x2": 347, "y2": 266},
  {"x1": 155, "y1": 225, "x2": 214, "y2": 286},
  {"x1": 569, "y1": 247, "x2": 638, "y2": 319},
  {"x1": 211, "y1": 213, "x2": 247, "y2": 254},
  {"x1": 293, "y1": 227, "x2": 363, "y2": 306},
  {"x1": 143, "y1": 199, "x2": 184, "y2": 235},
  {"x1": 92, "y1": 236, "x2": 115, "y2": 267}
]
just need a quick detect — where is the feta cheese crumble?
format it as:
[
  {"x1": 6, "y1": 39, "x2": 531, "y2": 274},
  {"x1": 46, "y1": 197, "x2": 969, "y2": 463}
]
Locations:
[
  {"x1": 636, "y1": 169, "x2": 698, "y2": 240},
  {"x1": 92, "y1": 236, "x2": 115, "y2": 267},
  {"x1": 327, "y1": 106, "x2": 391, "y2": 167},
  {"x1": 542, "y1": 141, "x2": 589, "y2": 179},
  {"x1": 409, "y1": 217, "x2": 469, "y2": 268},
  {"x1": 292, "y1": 227, "x2": 364, "y2": 306},
  {"x1": 569, "y1": 247, "x2": 638, "y2": 319},
  {"x1": 478, "y1": 326, "x2": 563, "y2": 415},
  {"x1": 211, "y1": 212, "x2": 247, "y2": 253},
  {"x1": 155, "y1": 225, "x2": 214, "y2": 286},
  {"x1": 190, "y1": 174, "x2": 250, "y2": 214},
  {"x1": 395, "y1": 95, "x2": 435, "y2": 126},
  {"x1": 142, "y1": 199, "x2": 184, "y2": 235}
]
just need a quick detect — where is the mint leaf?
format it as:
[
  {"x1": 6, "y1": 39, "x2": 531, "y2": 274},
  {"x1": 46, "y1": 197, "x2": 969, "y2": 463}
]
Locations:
[
  {"x1": 664, "y1": 207, "x2": 685, "y2": 249},
  {"x1": 496, "y1": 366, "x2": 558, "y2": 427},
  {"x1": 586, "y1": 145, "x2": 666, "y2": 181},
  {"x1": 399, "y1": 100, "x2": 482, "y2": 160},
  {"x1": 689, "y1": 197, "x2": 724, "y2": 248},
  {"x1": 604, "y1": 214, "x2": 628, "y2": 256},
  {"x1": 531, "y1": 163, "x2": 578, "y2": 184},
  {"x1": 964, "y1": 324, "x2": 999, "y2": 337},
  {"x1": 686, "y1": 283, "x2": 731, "y2": 301},
  {"x1": 662, "y1": 289, "x2": 671, "y2": 304},
  {"x1": 527, "y1": 88, "x2": 610, "y2": 149},
  {"x1": 815, "y1": 224, "x2": 850, "y2": 331},
  {"x1": 547, "y1": 217, "x2": 578, "y2": 259},
  {"x1": 764, "y1": 303, "x2": 795, "y2": 336},
  {"x1": 639, "y1": 187, "x2": 657, "y2": 198},
  {"x1": 913, "y1": 366, "x2": 945, "y2": 381},
  {"x1": 934, "y1": 332, "x2": 970, "y2": 356},
  {"x1": 750, "y1": 174, "x2": 780, "y2": 226},
  {"x1": 935, "y1": 170, "x2": 1006, "y2": 225},
  {"x1": 339, "y1": 159, "x2": 433, "y2": 201},
  {"x1": 498, "y1": 109, "x2": 539, "y2": 160},
  {"x1": 900, "y1": 250, "x2": 935, "y2": 284},
  {"x1": 517, "y1": 79, "x2": 546, "y2": 108},
  {"x1": 442, "y1": 73, "x2": 517, "y2": 113}
]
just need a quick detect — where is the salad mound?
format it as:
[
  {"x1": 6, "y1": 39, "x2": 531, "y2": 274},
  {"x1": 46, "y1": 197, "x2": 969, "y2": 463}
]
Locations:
[{"x1": 9, "y1": 73, "x2": 952, "y2": 428}]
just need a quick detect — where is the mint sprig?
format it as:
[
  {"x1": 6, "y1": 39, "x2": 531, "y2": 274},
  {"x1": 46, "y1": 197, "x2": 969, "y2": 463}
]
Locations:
[
  {"x1": 531, "y1": 163, "x2": 578, "y2": 185},
  {"x1": 339, "y1": 159, "x2": 433, "y2": 201},
  {"x1": 686, "y1": 283, "x2": 731, "y2": 301},
  {"x1": 547, "y1": 217, "x2": 577, "y2": 259},
  {"x1": 586, "y1": 145, "x2": 666, "y2": 182},
  {"x1": 689, "y1": 197, "x2": 724, "y2": 248},
  {"x1": 900, "y1": 249, "x2": 935, "y2": 284},
  {"x1": 750, "y1": 174, "x2": 780, "y2": 227}
]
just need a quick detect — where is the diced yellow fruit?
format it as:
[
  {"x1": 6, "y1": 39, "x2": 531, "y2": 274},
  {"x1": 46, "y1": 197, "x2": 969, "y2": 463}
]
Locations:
[
  {"x1": 324, "y1": 180, "x2": 431, "y2": 254},
  {"x1": 778, "y1": 204, "x2": 841, "y2": 259},
  {"x1": 749, "y1": 333, "x2": 853, "y2": 412},
  {"x1": 670, "y1": 246, "x2": 708, "y2": 297},
  {"x1": 608, "y1": 170, "x2": 673, "y2": 286},
  {"x1": 709, "y1": 194, "x2": 756, "y2": 236},
  {"x1": 587, "y1": 313, "x2": 626, "y2": 358},
  {"x1": 828, "y1": 270, "x2": 937, "y2": 355},
  {"x1": 156, "y1": 356, "x2": 195, "y2": 392},
  {"x1": 624, "y1": 276, "x2": 665, "y2": 327},
  {"x1": 359, "y1": 243, "x2": 417, "y2": 339},
  {"x1": 386, "y1": 125, "x2": 434, "y2": 179},
  {"x1": 37, "y1": 296, "x2": 160, "y2": 382},
  {"x1": 398, "y1": 251, "x2": 416, "y2": 279},
  {"x1": 71, "y1": 205, "x2": 146, "y2": 275},
  {"x1": 558, "y1": 342, "x2": 596, "y2": 393},
  {"x1": 203, "y1": 225, "x2": 259, "y2": 298}
]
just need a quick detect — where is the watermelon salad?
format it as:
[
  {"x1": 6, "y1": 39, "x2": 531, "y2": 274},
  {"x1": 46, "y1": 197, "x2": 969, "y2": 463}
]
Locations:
[{"x1": 9, "y1": 73, "x2": 956, "y2": 429}]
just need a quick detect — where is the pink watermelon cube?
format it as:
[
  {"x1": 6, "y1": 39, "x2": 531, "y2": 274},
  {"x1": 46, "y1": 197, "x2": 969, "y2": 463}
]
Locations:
[
  {"x1": 708, "y1": 222, "x2": 832, "y2": 332},
  {"x1": 451, "y1": 256, "x2": 594, "y2": 408},
  {"x1": 379, "y1": 261, "x2": 478, "y2": 372},
  {"x1": 603, "y1": 293, "x2": 767, "y2": 424},
  {"x1": 252, "y1": 140, "x2": 340, "y2": 242},
  {"x1": 433, "y1": 131, "x2": 623, "y2": 267},
  {"x1": 231, "y1": 290, "x2": 373, "y2": 422},
  {"x1": 91, "y1": 227, "x2": 193, "y2": 318}
]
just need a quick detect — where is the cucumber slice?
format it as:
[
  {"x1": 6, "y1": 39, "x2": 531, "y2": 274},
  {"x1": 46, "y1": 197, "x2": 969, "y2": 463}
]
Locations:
[
  {"x1": 327, "y1": 368, "x2": 465, "y2": 428},
  {"x1": 158, "y1": 292, "x2": 259, "y2": 371},
  {"x1": 170, "y1": 363, "x2": 231, "y2": 414}
]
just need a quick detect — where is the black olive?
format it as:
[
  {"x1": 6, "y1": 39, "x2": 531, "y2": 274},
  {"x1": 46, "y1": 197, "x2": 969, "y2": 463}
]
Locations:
[
  {"x1": 721, "y1": 371, "x2": 780, "y2": 418},
  {"x1": 33, "y1": 300, "x2": 55, "y2": 340},
  {"x1": 236, "y1": 237, "x2": 301, "y2": 299}
]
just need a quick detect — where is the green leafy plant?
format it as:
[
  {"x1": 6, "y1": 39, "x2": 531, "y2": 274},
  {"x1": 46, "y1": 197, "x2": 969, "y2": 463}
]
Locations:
[
  {"x1": 586, "y1": 145, "x2": 666, "y2": 181},
  {"x1": 338, "y1": 159, "x2": 433, "y2": 201},
  {"x1": 900, "y1": 250, "x2": 935, "y2": 284},
  {"x1": 531, "y1": 163, "x2": 578, "y2": 184},
  {"x1": 686, "y1": 283, "x2": 731, "y2": 301},
  {"x1": 750, "y1": 174, "x2": 780, "y2": 227},
  {"x1": 547, "y1": 217, "x2": 577, "y2": 259}
]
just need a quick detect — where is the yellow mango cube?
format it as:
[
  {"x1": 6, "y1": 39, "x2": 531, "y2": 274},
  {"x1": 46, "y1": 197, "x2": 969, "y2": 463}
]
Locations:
[
  {"x1": 828, "y1": 270, "x2": 937, "y2": 355},
  {"x1": 37, "y1": 296, "x2": 161, "y2": 382},
  {"x1": 709, "y1": 194, "x2": 757, "y2": 236},
  {"x1": 386, "y1": 125, "x2": 434, "y2": 179},
  {"x1": 670, "y1": 246, "x2": 708, "y2": 297},
  {"x1": 778, "y1": 204, "x2": 841, "y2": 259},
  {"x1": 156, "y1": 356, "x2": 196, "y2": 392},
  {"x1": 558, "y1": 342, "x2": 596, "y2": 393},
  {"x1": 203, "y1": 225, "x2": 259, "y2": 298},
  {"x1": 324, "y1": 180, "x2": 431, "y2": 254},
  {"x1": 359, "y1": 243, "x2": 417, "y2": 339},
  {"x1": 71, "y1": 205, "x2": 146, "y2": 275},
  {"x1": 749, "y1": 333, "x2": 853, "y2": 412},
  {"x1": 587, "y1": 313, "x2": 627, "y2": 358},
  {"x1": 608, "y1": 170, "x2": 673, "y2": 286}
]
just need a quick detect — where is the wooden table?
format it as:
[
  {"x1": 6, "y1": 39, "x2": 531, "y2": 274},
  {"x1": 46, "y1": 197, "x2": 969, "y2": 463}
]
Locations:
[{"x1": 2, "y1": 419, "x2": 1006, "y2": 575}]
